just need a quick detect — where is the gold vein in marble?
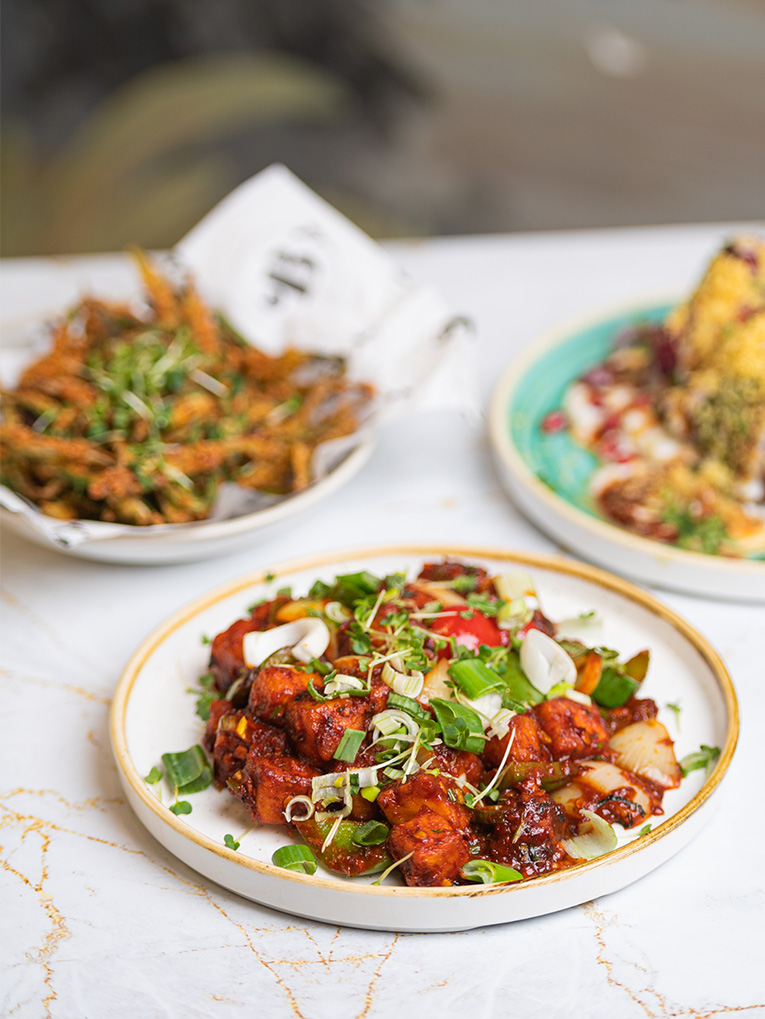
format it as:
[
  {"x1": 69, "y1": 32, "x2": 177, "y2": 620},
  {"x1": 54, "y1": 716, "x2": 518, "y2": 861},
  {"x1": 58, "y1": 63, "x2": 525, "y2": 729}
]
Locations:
[{"x1": 583, "y1": 902, "x2": 763, "y2": 1017}]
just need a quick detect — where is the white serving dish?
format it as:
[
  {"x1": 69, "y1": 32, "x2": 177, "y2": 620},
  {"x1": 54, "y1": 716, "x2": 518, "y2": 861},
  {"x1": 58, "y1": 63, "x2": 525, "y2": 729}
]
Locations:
[{"x1": 110, "y1": 545, "x2": 738, "y2": 932}]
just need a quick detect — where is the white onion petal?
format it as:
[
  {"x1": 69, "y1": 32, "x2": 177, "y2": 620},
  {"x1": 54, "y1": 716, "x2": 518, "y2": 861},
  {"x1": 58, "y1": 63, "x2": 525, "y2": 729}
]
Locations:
[
  {"x1": 520, "y1": 629, "x2": 576, "y2": 694},
  {"x1": 242, "y1": 618, "x2": 330, "y2": 667}
]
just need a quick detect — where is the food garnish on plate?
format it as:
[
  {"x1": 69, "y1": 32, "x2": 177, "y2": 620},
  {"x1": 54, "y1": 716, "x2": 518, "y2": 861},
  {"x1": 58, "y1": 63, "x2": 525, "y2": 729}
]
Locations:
[
  {"x1": 0, "y1": 250, "x2": 373, "y2": 525},
  {"x1": 148, "y1": 559, "x2": 716, "y2": 888},
  {"x1": 550, "y1": 237, "x2": 765, "y2": 556}
]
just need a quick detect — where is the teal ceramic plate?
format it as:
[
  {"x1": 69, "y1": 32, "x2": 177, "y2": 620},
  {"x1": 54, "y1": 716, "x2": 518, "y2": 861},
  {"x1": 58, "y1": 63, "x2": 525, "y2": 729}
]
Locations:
[{"x1": 488, "y1": 299, "x2": 765, "y2": 602}]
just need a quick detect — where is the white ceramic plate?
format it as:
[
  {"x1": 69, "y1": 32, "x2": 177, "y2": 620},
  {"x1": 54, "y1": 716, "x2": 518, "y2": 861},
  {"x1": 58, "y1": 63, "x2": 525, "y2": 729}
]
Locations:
[
  {"x1": 0, "y1": 438, "x2": 374, "y2": 564},
  {"x1": 488, "y1": 298, "x2": 765, "y2": 602},
  {"x1": 110, "y1": 545, "x2": 737, "y2": 932}
]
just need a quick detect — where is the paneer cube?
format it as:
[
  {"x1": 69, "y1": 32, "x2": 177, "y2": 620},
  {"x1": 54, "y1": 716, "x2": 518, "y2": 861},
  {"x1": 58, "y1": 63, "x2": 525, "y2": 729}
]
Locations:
[
  {"x1": 212, "y1": 710, "x2": 288, "y2": 787},
  {"x1": 487, "y1": 785, "x2": 570, "y2": 876},
  {"x1": 248, "y1": 665, "x2": 319, "y2": 725},
  {"x1": 236, "y1": 755, "x2": 320, "y2": 825},
  {"x1": 484, "y1": 711, "x2": 551, "y2": 768},
  {"x1": 377, "y1": 772, "x2": 471, "y2": 831},
  {"x1": 388, "y1": 807, "x2": 471, "y2": 886},
  {"x1": 533, "y1": 697, "x2": 609, "y2": 760},
  {"x1": 284, "y1": 695, "x2": 372, "y2": 765}
]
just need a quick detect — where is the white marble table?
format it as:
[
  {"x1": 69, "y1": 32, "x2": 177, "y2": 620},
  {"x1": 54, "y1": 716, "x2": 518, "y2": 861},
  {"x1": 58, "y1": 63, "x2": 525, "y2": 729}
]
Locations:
[{"x1": 2, "y1": 225, "x2": 764, "y2": 1019}]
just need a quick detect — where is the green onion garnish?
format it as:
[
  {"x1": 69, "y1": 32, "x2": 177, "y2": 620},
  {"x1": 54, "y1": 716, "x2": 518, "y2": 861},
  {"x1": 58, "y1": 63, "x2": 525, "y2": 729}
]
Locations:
[
  {"x1": 351, "y1": 821, "x2": 389, "y2": 846},
  {"x1": 307, "y1": 657, "x2": 333, "y2": 676},
  {"x1": 447, "y1": 658, "x2": 504, "y2": 699},
  {"x1": 385, "y1": 692, "x2": 432, "y2": 723},
  {"x1": 161, "y1": 745, "x2": 213, "y2": 796},
  {"x1": 307, "y1": 677, "x2": 328, "y2": 702},
  {"x1": 679, "y1": 744, "x2": 720, "y2": 778},
  {"x1": 333, "y1": 728, "x2": 366, "y2": 763},
  {"x1": 460, "y1": 860, "x2": 523, "y2": 884},
  {"x1": 272, "y1": 844, "x2": 318, "y2": 875}
]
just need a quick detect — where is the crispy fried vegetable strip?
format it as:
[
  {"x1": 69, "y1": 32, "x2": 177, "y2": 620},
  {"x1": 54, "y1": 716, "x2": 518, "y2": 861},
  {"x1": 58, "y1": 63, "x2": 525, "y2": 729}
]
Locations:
[{"x1": 0, "y1": 251, "x2": 372, "y2": 525}]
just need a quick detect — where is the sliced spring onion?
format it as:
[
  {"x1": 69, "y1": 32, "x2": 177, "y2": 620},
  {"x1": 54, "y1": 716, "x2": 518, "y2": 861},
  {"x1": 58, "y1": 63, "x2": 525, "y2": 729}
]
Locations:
[
  {"x1": 311, "y1": 772, "x2": 351, "y2": 801},
  {"x1": 349, "y1": 766, "x2": 380, "y2": 789},
  {"x1": 161, "y1": 745, "x2": 212, "y2": 796},
  {"x1": 429, "y1": 698, "x2": 486, "y2": 754},
  {"x1": 447, "y1": 658, "x2": 504, "y2": 700},
  {"x1": 351, "y1": 820, "x2": 390, "y2": 846},
  {"x1": 284, "y1": 795, "x2": 315, "y2": 823},
  {"x1": 381, "y1": 661, "x2": 424, "y2": 698},
  {"x1": 385, "y1": 692, "x2": 432, "y2": 723},
  {"x1": 497, "y1": 599, "x2": 532, "y2": 629},
  {"x1": 360, "y1": 785, "x2": 380, "y2": 802},
  {"x1": 333, "y1": 728, "x2": 366, "y2": 763},
  {"x1": 371, "y1": 709, "x2": 420, "y2": 742},
  {"x1": 271, "y1": 844, "x2": 318, "y2": 875},
  {"x1": 679, "y1": 744, "x2": 720, "y2": 778},
  {"x1": 486, "y1": 708, "x2": 516, "y2": 741},
  {"x1": 307, "y1": 677, "x2": 328, "y2": 702},
  {"x1": 460, "y1": 860, "x2": 523, "y2": 884},
  {"x1": 561, "y1": 808, "x2": 618, "y2": 860},
  {"x1": 494, "y1": 569, "x2": 538, "y2": 605},
  {"x1": 323, "y1": 674, "x2": 371, "y2": 698},
  {"x1": 324, "y1": 600, "x2": 350, "y2": 623}
]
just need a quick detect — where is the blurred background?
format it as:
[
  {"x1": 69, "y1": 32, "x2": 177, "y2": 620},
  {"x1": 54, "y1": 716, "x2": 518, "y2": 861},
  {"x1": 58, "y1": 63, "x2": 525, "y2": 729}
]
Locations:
[{"x1": 2, "y1": 0, "x2": 763, "y2": 256}]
